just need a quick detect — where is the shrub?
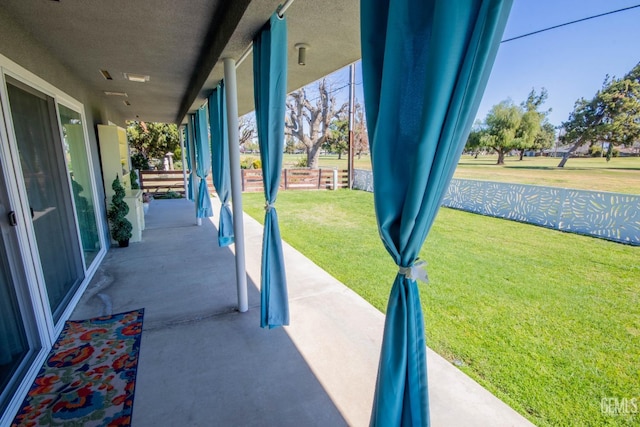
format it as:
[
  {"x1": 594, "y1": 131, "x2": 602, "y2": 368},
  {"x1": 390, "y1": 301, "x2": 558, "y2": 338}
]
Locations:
[
  {"x1": 240, "y1": 157, "x2": 262, "y2": 169},
  {"x1": 589, "y1": 146, "x2": 603, "y2": 157},
  {"x1": 295, "y1": 157, "x2": 308, "y2": 167},
  {"x1": 129, "y1": 169, "x2": 140, "y2": 189},
  {"x1": 107, "y1": 176, "x2": 133, "y2": 244},
  {"x1": 131, "y1": 153, "x2": 150, "y2": 170}
]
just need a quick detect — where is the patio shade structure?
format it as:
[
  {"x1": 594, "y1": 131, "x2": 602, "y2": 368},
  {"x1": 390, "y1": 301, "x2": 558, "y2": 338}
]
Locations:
[
  {"x1": 208, "y1": 82, "x2": 235, "y2": 247},
  {"x1": 360, "y1": 0, "x2": 512, "y2": 425},
  {"x1": 253, "y1": 12, "x2": 289, "y2": 328},
  {"x1": 194, "y1": 107, "x2": 213, "y2": 219}
]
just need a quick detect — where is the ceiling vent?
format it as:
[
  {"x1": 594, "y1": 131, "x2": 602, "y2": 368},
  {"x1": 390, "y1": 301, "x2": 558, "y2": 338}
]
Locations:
[{"x1": 100, "y1": 69, "x2": 113, "y2": 80}]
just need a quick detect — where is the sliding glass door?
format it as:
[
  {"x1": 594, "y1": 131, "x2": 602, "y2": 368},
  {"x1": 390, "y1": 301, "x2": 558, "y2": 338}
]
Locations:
[
  {"x1": 0, "y1": 59, "x2": 105, "y2": 420},
  {"x1": 0, "y1": 106, "x2": 39, "y2": 416},
  {"x1": 58, "y1": 105, "x2": 101, "y2": 267},
  {"x1": 5, "y1": 78, "x2": 84, "y2": 322}
]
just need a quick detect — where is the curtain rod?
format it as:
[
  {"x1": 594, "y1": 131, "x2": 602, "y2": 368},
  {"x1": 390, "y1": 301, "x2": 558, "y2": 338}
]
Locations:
[
  {"x1": 235, "y1": 0, "x2": 295, "y2": 69},
  {"x1": 278, "y1": 0, "x2": 295, "y2": 17}
]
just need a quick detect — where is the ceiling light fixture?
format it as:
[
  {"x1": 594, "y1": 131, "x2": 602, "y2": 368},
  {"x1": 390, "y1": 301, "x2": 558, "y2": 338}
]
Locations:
[
  {"x1": 124, "y1": 73, "x2": 150, "y2": 83},
  {"x1": 295, "y1": 43, "x2": 309, "y2": 66},
  {"x1": 100, "y1": 69, "x2": 113, "y2": 80},
  {"x1": 104, "y1": 91, "x2": 128, "y2": 97}
]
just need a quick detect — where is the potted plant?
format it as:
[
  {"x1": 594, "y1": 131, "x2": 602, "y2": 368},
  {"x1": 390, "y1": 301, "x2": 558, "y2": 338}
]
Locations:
[{"x1": 107, "y1": 175, "x2": 133, "y2": 247}]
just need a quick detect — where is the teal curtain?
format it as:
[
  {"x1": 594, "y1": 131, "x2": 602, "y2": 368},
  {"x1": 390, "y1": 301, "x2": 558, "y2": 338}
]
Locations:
[
  {"x1": 194, "y1": 107, "x2": 213, "y2": 218},
  {"x1": 185, "y1": 121, "x2": 194, "y2": 201},
  {"x1": 208, "y1": 82, "x2": 234, "y2": 247},
  {"x1": 253, "y1": 12, "x2": 289, "y2": 328},
  {"x1": 361, "y1": 1, "x2": 512, "y2": 425}
]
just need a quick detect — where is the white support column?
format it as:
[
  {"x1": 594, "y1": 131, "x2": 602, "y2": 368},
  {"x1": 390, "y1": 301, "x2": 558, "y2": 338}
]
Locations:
[
  {"x1": 223, "y1": 58, "x2": 248, "y2": 313},
  {"x1": 179, "y1": 126, "x2": 187, "y2": 196},
  {"x1": 348, "y1": 63, "x2": 356, "y2": 190}
]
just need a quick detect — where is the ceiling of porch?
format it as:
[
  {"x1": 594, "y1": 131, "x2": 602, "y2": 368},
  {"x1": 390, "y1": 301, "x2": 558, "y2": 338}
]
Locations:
[{"x1": 2, "y1": 0, "x2": 360, "y2": 124}]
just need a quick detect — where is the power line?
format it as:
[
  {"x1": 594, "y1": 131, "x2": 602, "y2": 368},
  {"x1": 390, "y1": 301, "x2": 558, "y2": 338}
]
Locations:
[
  {"x1": 501, "y1": 4, "x2": 640, "y2": 43},
  {"x1": 303, "y1": 82, "x2": 357, "y2": 104},
  {"x1": 295, "y1": 5, "x2": 640, "y2": 104}
]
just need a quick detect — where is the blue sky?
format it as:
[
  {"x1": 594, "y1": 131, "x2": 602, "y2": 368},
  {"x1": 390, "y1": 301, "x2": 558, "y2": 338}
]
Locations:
[
  {"x1": 325, "y1": 1, "x2": 640, "y2": 128},
  {"x1": 478, "y1": 0, "x2": 640, "y2": 126}
]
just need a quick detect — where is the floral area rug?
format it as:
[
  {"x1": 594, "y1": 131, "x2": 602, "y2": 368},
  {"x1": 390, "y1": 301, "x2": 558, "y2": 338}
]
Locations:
[{"x1": 12, "y1": 309, "x2": 144, "y2": 427}]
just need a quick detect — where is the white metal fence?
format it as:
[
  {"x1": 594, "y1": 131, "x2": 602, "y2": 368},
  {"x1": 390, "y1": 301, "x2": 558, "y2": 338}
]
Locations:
[{"x1": 353, "y1": 170, "x2": 640, "y2": 245}]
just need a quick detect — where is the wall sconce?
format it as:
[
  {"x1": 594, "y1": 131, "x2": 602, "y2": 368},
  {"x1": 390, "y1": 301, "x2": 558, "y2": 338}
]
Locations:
[{"x1": 295, "y1": 43, "x2": 310, "y2": 66}]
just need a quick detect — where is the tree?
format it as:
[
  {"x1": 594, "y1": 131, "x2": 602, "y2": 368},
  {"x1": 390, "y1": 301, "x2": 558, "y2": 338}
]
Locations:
[
  {"x1": 469, "y1": 90, "x2": 554, "y2": 164},
  {"x1": 353, "y1": 103, "x2": 369, "y2": 159},
  {"x1": 324, "y1": 102, "x2": 370, "y2": 160},
  {"x1": 284, "y1": 137, "x2": 297, "y2": 154},
  {"x1": 533, "y1": 121, "x2": 556, "y2": 153},
  {"x1": 514, "y1": 89, "x2": 549, "y2": 160},
  {"x1": 559, "y1": 62, "x2": 640, "y2": 167},
  {"x1": 238, "y1": 115, "x2": 256, "y2": 148},
  {"x1": 465, "y1": 121, "x2": 485, "y2": 158},
  {"x1": 323, "y1": 118, "x2": 349, "y2": 159},
  {"x1": 557, "y1": 98, "x2": 598, "y2": 167},
  {"x1": 286, "y1": 78, "x2": 348, "y2": 168},
  {"x1": 479, "y1": 100, "x2": 522, "y2": 165},
  {"x1": 126, "y1": 121, "x2": 180, "y2": 168}
]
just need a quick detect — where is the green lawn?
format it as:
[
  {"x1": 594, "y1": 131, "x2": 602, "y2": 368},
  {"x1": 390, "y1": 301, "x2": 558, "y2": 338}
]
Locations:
[{"x1": 242, "y1": 190, "x2": 640, "y2": 427}]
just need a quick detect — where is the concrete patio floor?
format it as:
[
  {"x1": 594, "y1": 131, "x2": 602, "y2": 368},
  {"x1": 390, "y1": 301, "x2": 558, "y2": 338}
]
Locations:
[{"x1": 71, "y1": 197, "x2": 534, "y2": 427}]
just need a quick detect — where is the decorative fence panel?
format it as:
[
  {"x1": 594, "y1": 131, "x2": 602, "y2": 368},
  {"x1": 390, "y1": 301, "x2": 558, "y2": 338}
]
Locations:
[
  {"x1": 353, "y1": 169, "x2": 375, "y2": 192},
  {"x1": 352, "y1": 170, "x2": 640, "y2": 245}
]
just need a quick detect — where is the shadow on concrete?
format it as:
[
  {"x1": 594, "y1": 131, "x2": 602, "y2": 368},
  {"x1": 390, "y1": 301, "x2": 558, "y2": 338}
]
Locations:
[{"x1": 72, "y1": 198, "x2": 347, "y2": 426}]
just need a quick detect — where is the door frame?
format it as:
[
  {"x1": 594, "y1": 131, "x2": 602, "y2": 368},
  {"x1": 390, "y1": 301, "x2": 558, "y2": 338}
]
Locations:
[
  {"x1": 0, "y1": 53, "x2": 108, "y2": 424},
  {"x1": 0, "y1": 90, "x2": 48, "y2": 422}
]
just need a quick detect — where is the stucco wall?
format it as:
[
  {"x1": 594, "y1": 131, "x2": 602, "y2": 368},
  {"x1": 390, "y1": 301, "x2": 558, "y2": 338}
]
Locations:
[{"x1": 0, "y1": 8, "x2": 127, "y2": 241}]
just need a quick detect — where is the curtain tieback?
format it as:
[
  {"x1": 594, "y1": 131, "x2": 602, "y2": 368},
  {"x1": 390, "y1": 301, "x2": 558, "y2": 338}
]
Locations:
[
  {"x1": 398, "y1": 260, "x2": 429, "y2": 283},
  {"x1": 222, "y1": 201, "x2": 231, "y2": 208},
  {"x1": 264, "y1": 202, "x2": 276, "y2": 212}
]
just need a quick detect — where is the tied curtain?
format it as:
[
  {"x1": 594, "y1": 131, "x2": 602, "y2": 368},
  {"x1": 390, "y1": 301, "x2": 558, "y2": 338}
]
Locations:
[
  {"x1": 194, "y1": 107, "x2": 213, "y2": 218},
  {"x1": 360, "y1": 0, "x2": 512, "y2": 425},
  {"x1": 208, "y1": 82, "x2": 234, "y2": 247},
  {"x1": 253, "y1": 12, "x2": 289, "y2": 328}
]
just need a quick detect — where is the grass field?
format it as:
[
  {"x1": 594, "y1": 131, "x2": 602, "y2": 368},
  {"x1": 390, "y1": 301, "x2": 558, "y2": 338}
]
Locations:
[
  {"x1": 241, "y1": 153, "x2": 640, "y2": 194},
  {"x1": 455, "y1": 155, "x2": 640, "y2": 194},
  {"x1": 243, "y1": 190, "x2": 640, "y2": 427}
]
